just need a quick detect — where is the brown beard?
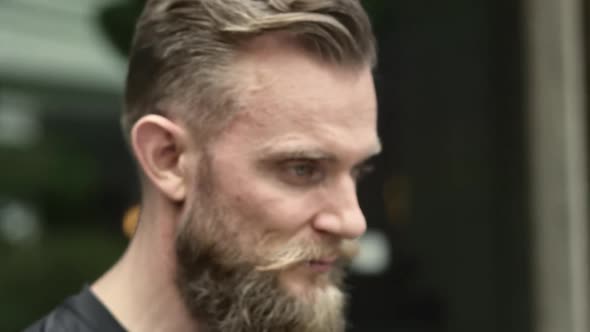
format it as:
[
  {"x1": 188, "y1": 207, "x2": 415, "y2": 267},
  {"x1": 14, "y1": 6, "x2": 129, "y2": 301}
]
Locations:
[{"x1": 173, "y1": 153, "x2": 351, "y2": 332}]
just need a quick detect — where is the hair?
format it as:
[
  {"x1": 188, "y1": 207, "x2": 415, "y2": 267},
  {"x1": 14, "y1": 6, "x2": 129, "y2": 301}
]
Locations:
[{"x1": 122, "y1": 0, "x2": 377, "y2": 141}]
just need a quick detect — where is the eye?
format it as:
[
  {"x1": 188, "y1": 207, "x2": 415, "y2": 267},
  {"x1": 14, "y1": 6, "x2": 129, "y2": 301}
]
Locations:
[{"x1": 279, "y1": 159, "x2": 324, "y2": 186}]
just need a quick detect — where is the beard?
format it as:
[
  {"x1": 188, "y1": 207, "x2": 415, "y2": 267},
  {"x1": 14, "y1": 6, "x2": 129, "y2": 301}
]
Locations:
[{"x1": 174, "y1": 154, "x2": 357, "y2": 332}]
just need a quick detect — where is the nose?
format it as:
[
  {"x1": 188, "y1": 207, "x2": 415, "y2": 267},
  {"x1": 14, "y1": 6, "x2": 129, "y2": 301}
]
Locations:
[{"x1": 311, "y1": 177, "x2": 367, "y2": 239}]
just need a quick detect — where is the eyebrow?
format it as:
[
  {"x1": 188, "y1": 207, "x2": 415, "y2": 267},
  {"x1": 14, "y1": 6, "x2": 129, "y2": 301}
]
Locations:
[
  {"x1": 256, "y1": 140, "x2": 382, "y2": 165},
  {"x1": 256, "y1": 146, "x2": 338, "y2": 161}
]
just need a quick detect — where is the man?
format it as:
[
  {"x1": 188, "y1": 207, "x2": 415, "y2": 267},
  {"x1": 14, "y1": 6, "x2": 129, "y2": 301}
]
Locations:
[{"x1": 26, "y1": 0, "x2": 380, "y2": 331}]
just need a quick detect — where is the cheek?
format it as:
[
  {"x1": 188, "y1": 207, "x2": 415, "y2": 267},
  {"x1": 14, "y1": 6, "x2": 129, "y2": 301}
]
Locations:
[{"x1": 221, "y1": 175, "x2": 320, "y2": 233}]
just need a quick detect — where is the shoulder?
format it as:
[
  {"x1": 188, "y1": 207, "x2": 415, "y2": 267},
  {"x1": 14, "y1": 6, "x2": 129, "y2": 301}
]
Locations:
[
  {"x1": 23, "y1": 304, "x2": 92, "y2": 332},
  {"x1": 22, "y1": 287, "x2": 126, "y2": 332}
]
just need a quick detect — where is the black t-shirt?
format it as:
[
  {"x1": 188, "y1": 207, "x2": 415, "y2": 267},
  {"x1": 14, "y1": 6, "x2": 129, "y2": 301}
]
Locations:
[{"x1": 23, "y1": 286, "x2": 126, "y2": 332}]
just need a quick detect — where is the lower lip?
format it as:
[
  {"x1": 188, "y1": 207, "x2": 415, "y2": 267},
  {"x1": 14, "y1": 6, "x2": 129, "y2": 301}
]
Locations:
[{"x1": 307, "y1": 261, "x2": 334, "y2": 273}]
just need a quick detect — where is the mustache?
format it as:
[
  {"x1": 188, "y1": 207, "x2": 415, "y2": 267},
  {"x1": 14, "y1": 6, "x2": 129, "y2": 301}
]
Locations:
[{"x1": 255, "y1": 239, "x2": 360, "y2": 272}]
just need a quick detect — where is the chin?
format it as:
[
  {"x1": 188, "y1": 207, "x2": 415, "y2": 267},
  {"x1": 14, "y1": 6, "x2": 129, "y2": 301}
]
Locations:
[{"x1": 280, "y1": 267, "x2": 343, "y2": 304}]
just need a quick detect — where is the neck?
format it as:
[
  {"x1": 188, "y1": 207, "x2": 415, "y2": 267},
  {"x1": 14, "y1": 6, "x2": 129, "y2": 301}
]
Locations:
[{"x1": 91, "y1": 198, "x2": 200, "y2": 332}]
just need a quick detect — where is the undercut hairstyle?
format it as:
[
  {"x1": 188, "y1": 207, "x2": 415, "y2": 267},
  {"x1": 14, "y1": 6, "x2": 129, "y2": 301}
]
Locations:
[{"x1": 122, "y1": 0, "x2": 377, "y2": 140}]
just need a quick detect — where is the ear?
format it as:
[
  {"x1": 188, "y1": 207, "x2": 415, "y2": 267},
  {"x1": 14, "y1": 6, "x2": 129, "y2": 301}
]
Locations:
[{"x1": 131, "y1": 115, "x2": 190, "y2": 202}]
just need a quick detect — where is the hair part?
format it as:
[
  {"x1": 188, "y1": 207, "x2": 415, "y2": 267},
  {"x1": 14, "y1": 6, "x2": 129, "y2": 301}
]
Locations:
[{"x1": 122, "y1": 0, "x2": 377, "y2": 142}]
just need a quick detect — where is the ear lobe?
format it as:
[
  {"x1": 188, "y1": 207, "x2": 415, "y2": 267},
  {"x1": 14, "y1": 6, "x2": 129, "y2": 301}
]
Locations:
[{"x1": 131, "y1": 115, "x2": 189, "y2": 202}]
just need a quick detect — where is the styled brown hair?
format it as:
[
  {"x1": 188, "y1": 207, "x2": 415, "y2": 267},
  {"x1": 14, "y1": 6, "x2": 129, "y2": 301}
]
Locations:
[{"x1": 122, "y1": 0, "x2": 377, "y2": 140}]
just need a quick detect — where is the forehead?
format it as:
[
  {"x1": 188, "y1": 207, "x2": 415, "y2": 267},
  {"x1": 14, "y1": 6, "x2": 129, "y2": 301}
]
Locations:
[{"x1": 212, "y1": 35, "x2": 379, "y2": 159}]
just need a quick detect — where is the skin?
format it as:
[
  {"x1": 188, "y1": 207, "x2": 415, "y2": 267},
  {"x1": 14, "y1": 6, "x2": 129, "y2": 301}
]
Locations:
[{"x1": 92, "y1": 34, "x2": 380, "y2": 332}]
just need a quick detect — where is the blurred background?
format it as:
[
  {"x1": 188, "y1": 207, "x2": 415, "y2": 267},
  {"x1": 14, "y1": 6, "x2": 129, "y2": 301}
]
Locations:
[{"x1": 0, "y1": 0, "x2": 588, "y2": 331}]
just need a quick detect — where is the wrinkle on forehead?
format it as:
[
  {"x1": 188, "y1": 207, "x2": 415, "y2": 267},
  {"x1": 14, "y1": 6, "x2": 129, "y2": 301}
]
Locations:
[
  {"x1": 211, "y1": 37, "x2": 378, "y2": 161},
  {"x1": 232, "y1": 67, "x2": 376, "y2": 130},
  {"x1": 231, "y1": 35, "x2": 376, "y2": 115}
]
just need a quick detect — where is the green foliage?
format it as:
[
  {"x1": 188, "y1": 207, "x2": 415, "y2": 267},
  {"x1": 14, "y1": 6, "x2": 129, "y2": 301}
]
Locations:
[
  {"x1": 98, "y1": 0, "x2": 144, "y2": 56},
  {"x1": 0, "y1": 228, "x2": 126, "y2": 331},
  {"x1": 0, "y1": 143, "x2": 98, "y2": 202}
]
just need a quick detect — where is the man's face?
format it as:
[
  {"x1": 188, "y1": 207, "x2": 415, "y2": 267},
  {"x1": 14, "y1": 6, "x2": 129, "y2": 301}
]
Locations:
[{"x1": 175, "y1": 37, "x2": 380, "y2": 332}]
